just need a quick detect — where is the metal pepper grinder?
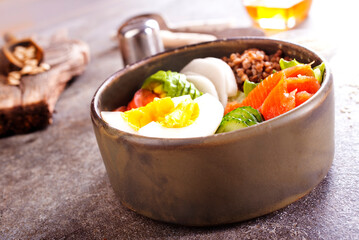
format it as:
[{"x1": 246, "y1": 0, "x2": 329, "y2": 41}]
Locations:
[{"x1": 118, "y1": 16, "x2": 164, "y2": 66}]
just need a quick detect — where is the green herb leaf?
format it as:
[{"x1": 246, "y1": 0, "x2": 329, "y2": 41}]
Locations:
[
  {"x1": 279, "y1": 58, "x2": 302, "y2": 70},
  {"x1": 313, "y1": 62, "x2": 325, "y2": 84}
]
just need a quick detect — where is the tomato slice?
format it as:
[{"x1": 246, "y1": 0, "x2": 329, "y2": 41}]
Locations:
[{"x1": 127, "y1": 89, "x2": 159, "y2": 110}]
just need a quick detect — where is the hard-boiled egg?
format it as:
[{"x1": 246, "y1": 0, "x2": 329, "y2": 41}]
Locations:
[
  {"x1": 139, "y1": 94, "x2": 223, "y2": 138},
  {"x1": 101, "y1": 111, "x2": 137, "y2": 134},
  {"x1": 101, "y1": 97, "x2": 175, "y2": 133},
  {"x1": 101, "y1": 94, "x2": 224, "y2": 138}
]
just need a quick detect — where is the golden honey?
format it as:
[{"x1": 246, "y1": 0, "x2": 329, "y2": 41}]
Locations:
[{"x1": 243, "y1": 0, "x2": 312, "y2": 30}]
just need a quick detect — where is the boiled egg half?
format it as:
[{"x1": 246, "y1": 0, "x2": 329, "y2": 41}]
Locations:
[{"x1": 101, "y1": 93, "x2": 224, "y2": 138}]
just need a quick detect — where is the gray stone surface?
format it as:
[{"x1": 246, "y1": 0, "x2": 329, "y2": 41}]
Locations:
[{"x1": 1, "y1": 0, "x2": 359, "y2": 239}]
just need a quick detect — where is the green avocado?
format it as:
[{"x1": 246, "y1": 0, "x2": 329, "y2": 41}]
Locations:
[
  {"x1": 175, "y1": 75, "x2": 186, "y2": 97},
  {"x1": 142, "y1": 70, "x2": 202, "y2": 99}
]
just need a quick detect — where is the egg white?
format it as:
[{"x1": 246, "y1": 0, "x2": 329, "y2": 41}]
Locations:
[{"x1": 101, "y1": 111, "x2": 137, "y2": 134}]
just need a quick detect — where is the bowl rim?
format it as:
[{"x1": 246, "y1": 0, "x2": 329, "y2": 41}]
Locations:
[{"x1": 91, "y1": 37, "x2": 332, "y2": 145}]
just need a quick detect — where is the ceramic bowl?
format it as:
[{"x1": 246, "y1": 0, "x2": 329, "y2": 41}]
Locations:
[{"x1": 91, "y1": 38, "x2": 334, "y2": 226}]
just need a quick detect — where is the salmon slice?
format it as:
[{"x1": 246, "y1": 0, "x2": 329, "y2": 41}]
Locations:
[
  {"x1": 224, "y1": 64, "x2": 315, "y2": 116},
  {"x1": 295, "y1": 91, "x2": 313, "y2": 106},
  {"x1": 286, "y1": 75, "x2": 320, "y2": 107},
  {"x1": 260, "y1": 79, "x2": 296, "y2": 120},
  {"x1": 224, "y1": 71, "x2": 284, "y2": 115},
  {"x1": 283, "y1": 64, "x2": 314, "y2": 78},
  {"x1": 286, "y1": 76, "x2": 320, "y2": 94}
]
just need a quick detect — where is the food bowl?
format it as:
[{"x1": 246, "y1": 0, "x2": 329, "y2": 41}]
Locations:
[{"x1": 90, "y1": 38, "x2": 334, "y2": 226}]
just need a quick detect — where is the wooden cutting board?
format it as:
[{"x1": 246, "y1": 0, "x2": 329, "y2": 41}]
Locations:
[{"x1": 0, "y1": 32, "x2": 90, "y2": 137}]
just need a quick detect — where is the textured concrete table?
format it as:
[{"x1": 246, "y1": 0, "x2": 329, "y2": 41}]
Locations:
[{"x1": 1, "y1": 0, "x2": 359, "y2": 239}]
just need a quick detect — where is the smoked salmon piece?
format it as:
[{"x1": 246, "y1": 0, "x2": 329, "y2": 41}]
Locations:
[
  {"x1": 283, "y1": 64, "x2": 315, "y2": 78},
  {"x1": 295, "y1": 91, "x2": 313, "y2": 106},
  {"x1": 259, "y1": 79, "x2": 296, "y2": 120},
  {"x1": 224, "y1": 71, "x2": 284, "y2": 115},
  {"x1": 286, "y1": 76, "x2": 320, "y2": 94},
  {"x1": 224, "y1": 64, "x2": 314, "y2": 115},
  {"x1": 286, "y1": 75, "x2": 320, "y2": 107}
]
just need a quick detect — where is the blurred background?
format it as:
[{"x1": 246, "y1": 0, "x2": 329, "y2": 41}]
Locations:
[
  {"x1": 1, "y1": 0, "x2": 356, "y2": 84},
  {"x1": 0, "y1": 0, "x2": 342, "y2": 57},
  {"x1": 1, "y1": 0, "x2": 355, "y2": 68}
]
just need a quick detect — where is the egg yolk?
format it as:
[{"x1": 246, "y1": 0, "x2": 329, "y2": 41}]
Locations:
[
  {"x1": 121, "y1": 97, "x2": 199, "y2": 131},
  {"x1": 161, "y1": 98, "x2": 199, "y2": 128}
]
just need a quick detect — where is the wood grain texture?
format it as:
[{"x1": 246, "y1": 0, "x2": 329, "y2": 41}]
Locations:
[{"x1": 0, "y1": 32, "x2": 89, "y2": 136}]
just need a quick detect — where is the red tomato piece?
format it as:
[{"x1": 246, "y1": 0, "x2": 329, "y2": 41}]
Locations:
[{"x1": 127, "y1": 89, "x2": 159, "y2": 110}]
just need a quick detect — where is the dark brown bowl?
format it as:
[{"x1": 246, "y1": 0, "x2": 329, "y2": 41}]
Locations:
[{"x1": 91, "y1": 38, "x2": 334, "y2": 226}]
